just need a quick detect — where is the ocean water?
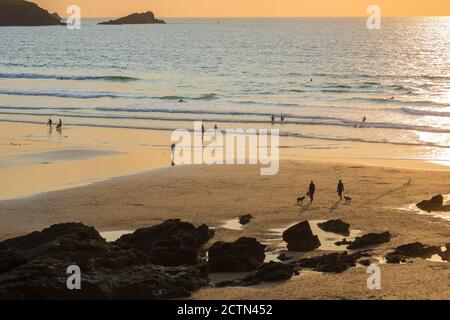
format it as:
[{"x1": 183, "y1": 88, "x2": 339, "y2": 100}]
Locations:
[{"x1": 0, "y1": 18, "x2": 449, "y2": 161}]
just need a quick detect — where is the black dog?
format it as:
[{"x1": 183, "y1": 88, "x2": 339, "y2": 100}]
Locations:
[
  {"x1": 297, "y1": 196, "x2": 306, "y2": 205},
  {"x1": 345, "y1": 196, "x2": 352, "y2": 202}
]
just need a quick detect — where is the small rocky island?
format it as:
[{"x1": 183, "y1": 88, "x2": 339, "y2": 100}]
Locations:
[
  {"x1": 99, "y1": 11, "x2": 165, "y2": 25},
  {"x1": 0, "y1": 0, "x2": 64, "y2": 26}
]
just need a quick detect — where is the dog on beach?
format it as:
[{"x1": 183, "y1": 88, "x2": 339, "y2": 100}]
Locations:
[
  {"x1": 297, "y1": 196, "x2": 306, "y2": 205},
  {"x1": 344, "y1": 196, "x2": 352, "y2": 203}
]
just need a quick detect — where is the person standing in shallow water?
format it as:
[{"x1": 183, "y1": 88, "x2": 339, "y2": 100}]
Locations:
[
  {"x1": 308, "y1": 181, "x2": 316, "y2": 202},
  {"x1": 337, "y1": 180, "x2": 345, "y2": 200}
]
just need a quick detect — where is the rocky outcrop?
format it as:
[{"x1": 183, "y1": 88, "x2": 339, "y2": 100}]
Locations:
[
  {"x1": 99, "y1": 11, "x2": 165, "y2": 25},
  {"x1": 0, "y1": 0, "x2": 64, "y2": 26},
  {"x1": 215, "y1": 262, "x2": 298, "y2": 287},
  {"x1": 416, "y1": 195, "x2": 444, "y2": 212},
  {"x1": 346, "y1": 232, "x2": 392, "y2": 250},
  {"x1": 51, "y1": 12, "x2": 63, "y2": 22},
  {"x1": 385, "y1": 242, "x2": 442, "y2": 264},
  {"x1": 208, "y1": 237, "x2": 266, "y2": 272},
  {"x1": 439, "y1": 244, "x2": 450, "y2": 262},
  {"x1": 318, "y1": 219, "x2": 350, "y2": 236},
  {"x1": 239, "y1": 214, "x2": 253, "y2": 225},
  {"x1": 282, "y1": 221, "x2": 321, "y2": 252},
  {"x1": 294, "y1": 251, "x2": 371, "y2": 273},
  {"x1": 0, "y1": 222, "x2": 210, "y2": 299},
  {"x1": 116, "y1": 219, "x2": 214, "y2": 267}
]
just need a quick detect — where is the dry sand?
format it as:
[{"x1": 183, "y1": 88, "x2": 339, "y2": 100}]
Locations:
[{"x1": 0, "y1": 159, "x2": 449, "y2": 299}]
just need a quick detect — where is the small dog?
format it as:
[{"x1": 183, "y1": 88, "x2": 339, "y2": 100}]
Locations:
[
  {"x1": 297, "y1": 196, "x2": 306, "y2": 205},
  {"x1": 344, "y1": 196, "x2": 352, "y2": 203}
]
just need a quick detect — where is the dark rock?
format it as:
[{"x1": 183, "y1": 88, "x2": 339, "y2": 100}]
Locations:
[
  {"x1": 99, "y1": 11, "x2": 165, "y2": 25},
  {"x1": 294, "y1": 251, "x2": 370, "y2": 273},
  {"x1": 358, "y1": 259, "x2": 372, "y2": 267},
  {"x1": 277, "y1": 253, "x2": 292, "y2": 261},
  {"x1": 239, "y1": 214, "x2": 253, "y2": 225},
  {"x1": 208, "y1": 237, "x2": 266, "y2": 272},
  {"x1": 335, "y1": 238, "x2": 352, "y2": 246},
  {"x1": 51, "y1": 12, "x2": 62, "y2": 21},
  {"x1": 116, "y1": 219, "x2": 214, "y2": 267},
  {"x1": 0, "y1": 222, "x2": 210, "y2": 299},
  {"x1": 282, "y1": 221, "x2": 321, "y2": 252},
  {"x1": 215, "y1": 262, "x2": 298, "y2": 287},
  {"x1": 347, "y1": 232, "x2": 392, "y2": 250},
  {"x1": 318, "y1": 219, "x2": 350, "y2": 236},
  {"x1": 416, "y1": 195, "x2": 444, "y2": 212},
  {"x1": 0, "y1": 0, "x2": 64, "y2": 26},
  {"x1": 385, "y1": 242, "x2": 442, "y2": 264},
  {"x1": 439, "y1": 244, "x2": 449, "y2": 262}
]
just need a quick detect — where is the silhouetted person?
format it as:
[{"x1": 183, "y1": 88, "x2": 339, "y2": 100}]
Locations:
[
  {"x1": 362, "y1": 116, "x2": 367, "y2": 123},
  {"x1": 281, "y1": 114, "x2": 285, "y2": 122},
  {"x1": 47, "y1": 118, "x2": 53, "y2": 127},
  {"x1": 214, "y1": 124, "x2": 218, "y2": 130},
  {"x1": 337, "y1": 180, "x2": 345, "y2": 200},
  {"x1": 271, "y1": 115, "x2": 275, "y2": 124},
  {"x1": 56, "y1": 119, "x2": 62, "y2": 130},
  {"x1": 308, "y1": 181, "x2": 316, "y2": 202}
]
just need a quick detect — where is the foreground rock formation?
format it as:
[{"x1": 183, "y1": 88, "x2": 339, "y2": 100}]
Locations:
[
  {"x1": 345, "y1": 232, "x2": 392, "y2": 249},
  {"x1": 282, "y1": 221, "x2": 321, "y2": 252},
  {"x1": 116, "y1": 219, "x2": 213, "y2": 267},
  {"x1": 0, "y1": 221, "x2": 212, "y2": 299},
  {"x1": 215, "y1": 262, "x2": 298, "y2": 287},
  {"x1": 318, "y1": 219, "x2": 350, "y2": 236},
  {"x1": 208, "y1": 237, "x2": 266, "y2": 272},
  {"x1": 385, "y1": 242, "x2": 442, "y2": 264},
  {"x1": 0, "y1": 0, "x2": 64, "y2": 26},
  {"x1": 99, "y1": 11, "x2": 165, "y2": 25},
  {"x1": 416, "y1": 195, "x2": 449, "y2": 212},
  {"x1": 293, "y1": 251, "x2": 371, "y2": 273}
]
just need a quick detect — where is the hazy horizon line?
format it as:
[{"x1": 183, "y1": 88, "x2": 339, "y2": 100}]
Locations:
[{"x1": 76, "y1": 15, "x2": 450, "y2": 19}]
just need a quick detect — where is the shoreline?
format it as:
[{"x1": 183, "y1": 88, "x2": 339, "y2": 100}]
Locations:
[{"x1": 0, "y1": 121, "x2": 448, "y2": 202}]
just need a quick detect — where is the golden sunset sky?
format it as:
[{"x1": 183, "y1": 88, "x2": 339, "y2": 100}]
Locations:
[{"x1": 34, "y1": 0, "x2": 450, "y2": 17}]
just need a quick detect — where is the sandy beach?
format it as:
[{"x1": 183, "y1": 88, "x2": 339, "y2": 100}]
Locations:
[{"x1": 0, "y1": 124, "x2": 449, "y2": 299}]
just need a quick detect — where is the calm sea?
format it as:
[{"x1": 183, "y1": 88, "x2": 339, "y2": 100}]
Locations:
[{"x1": 0, "y1": 18, "x2": 449, "y2": 159}]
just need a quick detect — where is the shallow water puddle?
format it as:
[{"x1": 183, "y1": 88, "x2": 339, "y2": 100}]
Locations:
[
  {"x1": 262, "y1": 220, "x2": 363, "y2": 262},
  {"x1": 220, "y1": 218, "x2": 244, "y2": 231},
  {"x1": 100, "y1": 230, "x2": 133, "y2": 242},
  {"x1": 397, "y1": 194, "x2": 450, "y2": 222}
]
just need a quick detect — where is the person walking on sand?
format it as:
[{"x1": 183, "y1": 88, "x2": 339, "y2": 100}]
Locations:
[
  {"x1": 337, "y1": 180, "x2": 345, "y2": 200},
  {"x1": 281, "y1": 114, "x2": 285, "y2": 122},
  {"x1": 271, "y1": 115, "x2": 275, "y2": 124},
  {"x1": 307, "y1": 181, "x2": 316, "y2": 203},
  {"x1": 47, "y1": 118, "x2": 53, "y2": 127},
  {"x1": 56, "y1": 119, "x2": 62, "y2": 130}
]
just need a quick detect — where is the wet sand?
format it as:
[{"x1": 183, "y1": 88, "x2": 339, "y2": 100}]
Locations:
[{"x1": 0, "y1": 121, "x2": 448, "y2": 201}]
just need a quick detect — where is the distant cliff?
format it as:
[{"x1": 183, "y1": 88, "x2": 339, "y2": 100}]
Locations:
[
  {"x1": 99, "y1": 11, "x2": 165, "y2": 25},
  {"x1": 0, "y1": 0, "x2": 64, "y2": 26},
  {"x1": 51, "y1": 12, "x2": 63, "y2": 22}
]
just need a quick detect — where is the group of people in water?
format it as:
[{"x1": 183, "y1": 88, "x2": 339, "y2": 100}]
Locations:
[
  {"x1": 47, "y1": 118, "x2": 63, "y2": 131},
  {"x1": 271, "y1": 114, "x2": 286, "y2": 124},
  {"x1": 304, "y1": 179, "x2": 346, "y2": 203}
]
